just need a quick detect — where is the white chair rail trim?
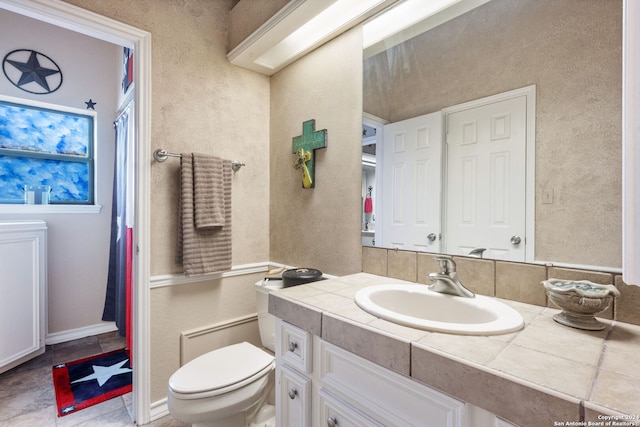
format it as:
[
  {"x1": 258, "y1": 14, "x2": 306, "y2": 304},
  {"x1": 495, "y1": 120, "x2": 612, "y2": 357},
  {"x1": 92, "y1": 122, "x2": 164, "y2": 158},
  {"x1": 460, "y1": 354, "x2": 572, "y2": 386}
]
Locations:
[{"x1": 150, "y1": 262, "x2": 276, "y2": 288}]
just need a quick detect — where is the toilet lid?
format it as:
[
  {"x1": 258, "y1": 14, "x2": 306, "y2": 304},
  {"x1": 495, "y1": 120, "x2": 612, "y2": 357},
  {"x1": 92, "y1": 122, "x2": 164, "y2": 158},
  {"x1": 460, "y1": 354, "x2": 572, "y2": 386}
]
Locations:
[{"x1": 169, "y1": 342, "x2": 274, "y2": 395}]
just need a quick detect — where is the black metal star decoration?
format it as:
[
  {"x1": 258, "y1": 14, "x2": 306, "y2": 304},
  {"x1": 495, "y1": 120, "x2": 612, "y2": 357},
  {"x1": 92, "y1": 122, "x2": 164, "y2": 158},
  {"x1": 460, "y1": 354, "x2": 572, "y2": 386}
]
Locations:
[
  {"x1": 2, "y1": 49, "x2": 63, "y2": 94},
  {"x1": 85, "y1": 99, "x2": 97, "y2": 110}
]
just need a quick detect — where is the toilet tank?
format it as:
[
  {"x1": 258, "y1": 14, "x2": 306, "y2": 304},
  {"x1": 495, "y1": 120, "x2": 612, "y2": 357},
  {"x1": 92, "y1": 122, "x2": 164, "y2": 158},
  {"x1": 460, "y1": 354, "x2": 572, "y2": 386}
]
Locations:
[{"x1": 254, "y1": 280, "x2": 283, "y2": 352}]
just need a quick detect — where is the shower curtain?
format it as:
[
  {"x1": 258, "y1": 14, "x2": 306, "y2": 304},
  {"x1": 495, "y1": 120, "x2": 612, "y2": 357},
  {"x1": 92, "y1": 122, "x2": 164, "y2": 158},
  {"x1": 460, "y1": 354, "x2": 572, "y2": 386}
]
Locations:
[{"x1": 103, "y1": 102, "x2": 134, "y2": 352}]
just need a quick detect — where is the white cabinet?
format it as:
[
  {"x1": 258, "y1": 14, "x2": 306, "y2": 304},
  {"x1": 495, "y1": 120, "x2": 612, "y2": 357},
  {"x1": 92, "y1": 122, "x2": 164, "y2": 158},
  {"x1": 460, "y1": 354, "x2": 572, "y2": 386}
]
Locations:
[
  {"x1": 275, "y1": 319, "x2": 519, "y2": 427},
  {"x1": 279, "y1": 365, "x2": 312, "y2": 426},
  {"x1": 467, "y1": 405, "x2": 520, "y2": 427},
  {"x1": 276, "y1": 320, "x2": 313, "y2": 427},
  {"x1": 318, "y1": 388, "x2": 384, "y2": 427},
  {"x1": 275, "y1": 320, "x2": 464, "y2": 426},
  {"x1": 318, "y1": 338, "x2": 466, "y2": 427},
  {"x1": 0, "y1": 220, "x2": 47, "y2": 374},
  {"x1": 278, "y1": 319, "x2": 313, "y2": 374}
]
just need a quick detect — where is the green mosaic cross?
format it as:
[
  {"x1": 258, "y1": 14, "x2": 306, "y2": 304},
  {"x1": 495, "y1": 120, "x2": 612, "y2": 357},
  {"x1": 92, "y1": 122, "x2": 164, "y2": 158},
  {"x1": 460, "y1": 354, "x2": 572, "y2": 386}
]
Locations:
[{"x1": 292, "y1": 119, "x2": 327, "y2": 188}]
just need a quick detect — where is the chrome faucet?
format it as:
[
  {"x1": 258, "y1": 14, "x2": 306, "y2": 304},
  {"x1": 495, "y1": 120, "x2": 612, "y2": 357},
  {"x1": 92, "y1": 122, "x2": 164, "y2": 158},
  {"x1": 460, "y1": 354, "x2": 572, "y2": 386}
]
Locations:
[{"x1": 427, "y1": 256, "x2": 475, "y2": 298}]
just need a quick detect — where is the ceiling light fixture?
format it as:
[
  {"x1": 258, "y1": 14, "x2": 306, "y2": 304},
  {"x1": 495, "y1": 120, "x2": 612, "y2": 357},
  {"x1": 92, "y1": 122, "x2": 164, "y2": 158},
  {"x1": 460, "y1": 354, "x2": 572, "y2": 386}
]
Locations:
[
  {"x1": 255, "y1": 0, "x2": 394, "y2": 70},
  {"x1": 362, "y1": 0, "x2": 492, "y2": 57},
  {"x1": 228, "y1": 0, "x2": 397, "y2": 75}
]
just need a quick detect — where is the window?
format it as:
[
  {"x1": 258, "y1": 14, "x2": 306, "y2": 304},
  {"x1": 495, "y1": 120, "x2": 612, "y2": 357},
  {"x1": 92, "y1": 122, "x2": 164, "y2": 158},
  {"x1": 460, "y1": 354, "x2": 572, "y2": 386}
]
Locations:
[{"x1": 0, "y1": 95, "x2": 96, "y2": 204}]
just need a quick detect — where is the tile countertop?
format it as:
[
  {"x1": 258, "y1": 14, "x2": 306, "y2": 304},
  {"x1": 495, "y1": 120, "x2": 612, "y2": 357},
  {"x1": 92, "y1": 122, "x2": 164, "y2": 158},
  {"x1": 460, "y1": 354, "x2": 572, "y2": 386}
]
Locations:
[{"x1": 268, "y1": 273, "x2": 640, "y2": 427}]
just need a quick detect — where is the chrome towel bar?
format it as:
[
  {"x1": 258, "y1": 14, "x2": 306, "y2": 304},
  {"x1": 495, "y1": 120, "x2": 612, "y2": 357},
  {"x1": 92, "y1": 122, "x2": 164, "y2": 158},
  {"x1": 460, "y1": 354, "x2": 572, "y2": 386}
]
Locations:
[{"x1": 153, "y1": 148, "x2": 245, "y2": 172}]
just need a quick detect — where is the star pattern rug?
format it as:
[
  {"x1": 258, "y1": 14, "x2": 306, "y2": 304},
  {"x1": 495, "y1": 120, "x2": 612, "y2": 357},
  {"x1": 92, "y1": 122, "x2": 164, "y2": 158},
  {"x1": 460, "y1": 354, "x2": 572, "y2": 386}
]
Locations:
[{"x1": 52, "y1": 349, "x2": 132, "y2": 417}]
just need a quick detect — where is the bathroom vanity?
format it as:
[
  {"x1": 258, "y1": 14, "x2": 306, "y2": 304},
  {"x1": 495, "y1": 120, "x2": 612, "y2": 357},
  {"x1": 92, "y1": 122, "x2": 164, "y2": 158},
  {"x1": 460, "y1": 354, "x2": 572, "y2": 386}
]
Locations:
[
  {"x1": 269, "y1": 273, "x2": 640, "y2": 426},
  {"x1": 275, "y1": 319, "x2": 512, "y2": 426}
]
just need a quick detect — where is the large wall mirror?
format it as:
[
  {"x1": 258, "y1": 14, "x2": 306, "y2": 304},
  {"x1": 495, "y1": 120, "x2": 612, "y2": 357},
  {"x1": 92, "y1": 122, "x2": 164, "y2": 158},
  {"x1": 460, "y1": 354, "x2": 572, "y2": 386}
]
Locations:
[{"x1": 362, "y1": 0, "x2": 622, "y2": 269}]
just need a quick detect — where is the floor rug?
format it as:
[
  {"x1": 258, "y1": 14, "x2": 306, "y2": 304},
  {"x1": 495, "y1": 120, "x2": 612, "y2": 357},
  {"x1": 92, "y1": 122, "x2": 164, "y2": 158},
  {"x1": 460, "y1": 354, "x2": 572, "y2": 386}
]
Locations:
[{"x1": 52, "y1": 348, "x2": 132, "y2": 417}]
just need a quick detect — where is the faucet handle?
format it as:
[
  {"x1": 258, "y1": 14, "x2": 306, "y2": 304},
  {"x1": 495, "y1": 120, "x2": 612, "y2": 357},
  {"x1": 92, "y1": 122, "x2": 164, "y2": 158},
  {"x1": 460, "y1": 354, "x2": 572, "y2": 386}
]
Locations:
[
  {"x1": 434, "y1": 255, "x2": 456, "y2": 273},
  {"x1": 468, "y1": 248, "x2": 486, "y2": 258}
]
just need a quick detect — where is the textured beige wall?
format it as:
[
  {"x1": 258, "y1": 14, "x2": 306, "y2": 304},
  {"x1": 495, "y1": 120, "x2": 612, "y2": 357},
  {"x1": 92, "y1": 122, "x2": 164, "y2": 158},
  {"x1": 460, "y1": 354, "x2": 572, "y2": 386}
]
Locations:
[
  {"x1": 65, "y1": 0, "x2": 271, "y2": 275},
  {"x1": 269, "y1": 27, "x2": 364, "y2": 276},
  {"x1": 364, "y1": 0, "x2": 622, "y2": 268}
]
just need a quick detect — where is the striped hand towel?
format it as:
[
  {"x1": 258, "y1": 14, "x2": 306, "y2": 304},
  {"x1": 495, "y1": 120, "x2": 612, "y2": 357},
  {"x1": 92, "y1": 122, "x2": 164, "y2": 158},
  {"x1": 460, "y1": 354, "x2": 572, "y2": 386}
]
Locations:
[
  {"x1": 193, "y1": 153, "x2": 226, "y2": 228},
  {"x1": 177, "y1": 153, "x2": 232, "y2": 276}
]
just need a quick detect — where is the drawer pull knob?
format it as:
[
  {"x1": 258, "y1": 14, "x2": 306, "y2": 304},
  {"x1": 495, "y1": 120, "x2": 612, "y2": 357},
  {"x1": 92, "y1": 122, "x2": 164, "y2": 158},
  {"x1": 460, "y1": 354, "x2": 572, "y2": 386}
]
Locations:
[
  {"x1": 327, "y1": 416, "x2": 338, "y2": 426},
  {"x1": 288, "y1": 341, "x2": 298, "y2": 352},
  {"x1": 288, "y1": 388, "x2": 297, "y2": 399}
]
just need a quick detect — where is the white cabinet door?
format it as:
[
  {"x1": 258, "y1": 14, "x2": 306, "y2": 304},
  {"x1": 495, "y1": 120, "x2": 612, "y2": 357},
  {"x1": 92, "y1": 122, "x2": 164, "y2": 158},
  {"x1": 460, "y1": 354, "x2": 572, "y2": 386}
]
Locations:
[
  {"x1": 278, "y1": 320, "x2": 312, "y2": 374},
  {"x1": 444, "y1": 93, "x2": 529, "y2": 261},
  {"x1": 0, "y1": 221, "x2": 47, "y2": 374},
  {"x1": 277, "y1": 365, "x2": 311, "y2": 427},
  {"x1": 318, "y1": 389, "x2": 384, "y2": 427},
  {"x1": 319, "y1": 340, "x2": 466, "y2": 427},
  {"x1": 381, "y1": 112, "x2": 443, "y2": 252},
  {"x1": 467, "y1": 404, "x2": 520, "y2": 427}
]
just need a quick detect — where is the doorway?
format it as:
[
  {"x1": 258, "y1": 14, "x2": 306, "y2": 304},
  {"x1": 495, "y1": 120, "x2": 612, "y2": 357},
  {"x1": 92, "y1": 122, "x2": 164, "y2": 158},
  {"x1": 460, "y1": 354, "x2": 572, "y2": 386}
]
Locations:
[
  {"x1": 380, "y1": 111, "x2": 443, "y2": 252},
  {"x1": 372, "y1": 85, "x2": 535, "y2": 261},
  {"x1": 0, "y1": 0, "x2": 153, "y2": 424},
  {"x1": 443, "y1": 85, "x2": 536, "y2": 262}
]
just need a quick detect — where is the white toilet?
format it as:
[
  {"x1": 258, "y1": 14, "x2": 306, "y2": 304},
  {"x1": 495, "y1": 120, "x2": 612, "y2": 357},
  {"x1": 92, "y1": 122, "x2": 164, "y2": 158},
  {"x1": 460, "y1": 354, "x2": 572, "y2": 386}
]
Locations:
[{"x1": 167, "y1": 279, "x2": 282, "y2": 427}]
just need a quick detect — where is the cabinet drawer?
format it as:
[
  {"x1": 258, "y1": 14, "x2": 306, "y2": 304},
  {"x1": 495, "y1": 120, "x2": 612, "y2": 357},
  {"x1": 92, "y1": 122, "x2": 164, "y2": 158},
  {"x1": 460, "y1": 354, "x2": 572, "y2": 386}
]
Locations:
[
  {"x1": 319, "y1": 388, "x2": 384, "y2": 427},
  {"x1": 277, "y1": 365, "x2": 311, "y2": 427},
  {"x1": 319, "y1": 340, "x2": 465, "y2": 426},
  {"x1": 467, "y1": 405, "x2": 521, "y2": 427},
  {"x1": 278, "y1": 321, "x2": 312, "y2": 373}
]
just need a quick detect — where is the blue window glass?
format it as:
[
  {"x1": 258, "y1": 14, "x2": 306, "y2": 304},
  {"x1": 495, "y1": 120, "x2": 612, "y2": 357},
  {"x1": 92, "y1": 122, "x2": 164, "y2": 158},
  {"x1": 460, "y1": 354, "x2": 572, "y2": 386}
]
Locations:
[{"x1": 0, "y1": 97, "x2": 95, "y2": 204}]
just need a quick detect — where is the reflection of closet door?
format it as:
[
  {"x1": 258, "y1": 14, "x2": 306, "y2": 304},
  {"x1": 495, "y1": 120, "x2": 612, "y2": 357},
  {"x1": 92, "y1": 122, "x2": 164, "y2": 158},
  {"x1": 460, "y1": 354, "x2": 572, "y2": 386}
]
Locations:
[
  {"x1": 381, "y1": 112, "x2": 442, "y2": 252},
  {"x1": 444, "y1": 95, "x2": 527, "y2": 261}
]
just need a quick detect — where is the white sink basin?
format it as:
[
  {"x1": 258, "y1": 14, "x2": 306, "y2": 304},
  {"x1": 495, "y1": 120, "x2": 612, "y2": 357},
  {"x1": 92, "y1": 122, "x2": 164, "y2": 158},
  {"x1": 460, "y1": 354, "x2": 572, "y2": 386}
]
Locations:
[{"x1": 354, "y1": 284, "x2": 524, "y2": 335}]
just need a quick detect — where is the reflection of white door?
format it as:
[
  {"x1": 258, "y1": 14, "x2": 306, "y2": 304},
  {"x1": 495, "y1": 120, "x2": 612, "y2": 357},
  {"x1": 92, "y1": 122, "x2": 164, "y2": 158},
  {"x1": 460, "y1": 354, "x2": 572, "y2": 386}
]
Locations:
[
  {"x1": 444, "y1": 94, "x2": 528, "y2": 261},
  {"x1": 381, "y1": 112, "x2": 442, "y2": 251}
]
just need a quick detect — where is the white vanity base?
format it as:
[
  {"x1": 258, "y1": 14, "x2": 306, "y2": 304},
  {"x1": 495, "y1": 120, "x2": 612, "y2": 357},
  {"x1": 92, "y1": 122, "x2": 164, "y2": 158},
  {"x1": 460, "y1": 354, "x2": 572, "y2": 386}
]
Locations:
[{"x1": 275, "y1": 319, "x2": 516, "y2": 427}]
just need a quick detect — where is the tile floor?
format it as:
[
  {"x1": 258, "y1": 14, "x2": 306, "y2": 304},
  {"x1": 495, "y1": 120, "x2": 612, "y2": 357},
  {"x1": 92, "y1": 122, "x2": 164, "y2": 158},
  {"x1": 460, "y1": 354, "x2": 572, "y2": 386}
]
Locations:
[{"x1": 0, "y1": 332, "x2": 187, "y2": 427}]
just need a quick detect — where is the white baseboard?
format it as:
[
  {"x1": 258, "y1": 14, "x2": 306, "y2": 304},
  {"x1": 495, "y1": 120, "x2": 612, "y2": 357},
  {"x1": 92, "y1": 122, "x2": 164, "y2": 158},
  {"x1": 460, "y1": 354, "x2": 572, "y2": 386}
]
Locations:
[
  {"x1": 149, "y1": 398, "x2": 169, "y2": 422},
  {"x1": 46, "y1": 322, "x2": 118, "y2": 345}
]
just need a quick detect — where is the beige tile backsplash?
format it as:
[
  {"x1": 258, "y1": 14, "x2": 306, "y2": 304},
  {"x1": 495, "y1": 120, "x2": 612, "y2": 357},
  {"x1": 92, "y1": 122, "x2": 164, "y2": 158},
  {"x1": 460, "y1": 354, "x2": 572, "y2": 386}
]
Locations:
[
  {"x1": 362, "y1": 247, "x2": 640, "y2": 326},
  {"x1": 386, "y1": 250, "x2": 417, "y2": 282},
  {"x1": 454, "y1": 257, "x2": 495, "y2": 296},
  {"x1": 361, "y1": 247, "x2": 388, "y2": 277},
  {"x1": 496, "y1": 261, "x2": 547, "y2": 306}
]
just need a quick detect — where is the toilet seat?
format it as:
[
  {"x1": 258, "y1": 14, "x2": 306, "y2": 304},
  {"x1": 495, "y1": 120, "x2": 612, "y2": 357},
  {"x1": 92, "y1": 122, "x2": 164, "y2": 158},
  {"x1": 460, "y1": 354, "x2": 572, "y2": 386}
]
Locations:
[{"x1": 169, "y1": 342, "x2": 274, "y2": 400}]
